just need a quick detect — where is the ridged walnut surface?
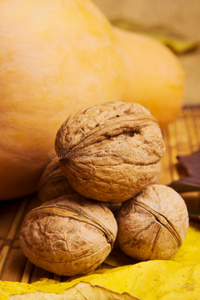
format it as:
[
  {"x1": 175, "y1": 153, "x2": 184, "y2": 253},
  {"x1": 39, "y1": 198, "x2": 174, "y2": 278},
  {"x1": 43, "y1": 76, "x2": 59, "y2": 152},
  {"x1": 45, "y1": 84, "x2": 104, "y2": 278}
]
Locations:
[
  {"x1": 19, "y1": 194, "x2": 117, "y2": 276},
  {"x1": 55, "y1": 102, "x2": 166, "y2": 202},
  {"x1": 116, "y1": 184, "x2": 189, "y2": 260},
  {"x1": 38, "y1": 158, "x2": 75, "y2": 203}
]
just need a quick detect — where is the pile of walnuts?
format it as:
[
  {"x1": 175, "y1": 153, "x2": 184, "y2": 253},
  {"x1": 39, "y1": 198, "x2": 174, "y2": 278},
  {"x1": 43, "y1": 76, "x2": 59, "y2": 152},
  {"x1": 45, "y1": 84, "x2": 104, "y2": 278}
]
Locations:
[{"x1": 19, "y1": 102, "x2": 189, "y2": 276}]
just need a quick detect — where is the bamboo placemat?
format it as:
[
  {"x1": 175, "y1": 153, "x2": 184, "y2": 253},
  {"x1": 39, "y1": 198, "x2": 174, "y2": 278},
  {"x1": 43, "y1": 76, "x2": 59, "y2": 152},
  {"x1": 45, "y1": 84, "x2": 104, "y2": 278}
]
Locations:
[{"x1": 0, "y1": 106, "x2": 200, "y2": 283}]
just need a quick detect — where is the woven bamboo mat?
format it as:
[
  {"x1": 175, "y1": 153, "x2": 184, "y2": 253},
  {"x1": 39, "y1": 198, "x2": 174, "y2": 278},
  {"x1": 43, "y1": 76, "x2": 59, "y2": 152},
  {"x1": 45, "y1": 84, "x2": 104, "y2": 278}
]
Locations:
[{"x1": 0, "y1": 106, "x2": 200, "y2": 283}]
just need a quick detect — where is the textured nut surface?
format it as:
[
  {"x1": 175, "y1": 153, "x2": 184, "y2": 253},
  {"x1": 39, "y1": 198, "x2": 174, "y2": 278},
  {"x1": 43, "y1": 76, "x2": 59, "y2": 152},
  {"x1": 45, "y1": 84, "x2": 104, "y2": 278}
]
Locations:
[
  {"x1": 19, "y1": 194, "x2": 117, "y2": 276},
  {"x1": 38, "y1": 158, "x2": 75, "y2": 203},
  {"x1": 116, "y1": 184, "x2": 189, "y2": 260},
  {"x1": 55, "y1": 101, "x2": 165, "y2": 202}
]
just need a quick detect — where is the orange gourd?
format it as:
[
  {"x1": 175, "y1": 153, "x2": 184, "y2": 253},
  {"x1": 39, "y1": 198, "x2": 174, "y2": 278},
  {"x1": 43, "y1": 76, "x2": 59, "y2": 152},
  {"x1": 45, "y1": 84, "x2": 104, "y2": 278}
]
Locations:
[
  {"x1": 0, "y1": 0, "x2": 121, "y2": 200},
  {"x1": 114, "y1": 27, "x2": 184, "y2": 129},
  {"x1": 0, "y1": 2, "x2": 185, "y2": 200}
]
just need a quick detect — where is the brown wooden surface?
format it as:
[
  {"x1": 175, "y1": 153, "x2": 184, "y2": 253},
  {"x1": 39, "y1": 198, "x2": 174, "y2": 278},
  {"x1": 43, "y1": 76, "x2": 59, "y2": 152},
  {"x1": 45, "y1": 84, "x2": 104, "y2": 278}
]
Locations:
[{"x1": 0, "y1": 106, "x2": 200, "y2": 283}]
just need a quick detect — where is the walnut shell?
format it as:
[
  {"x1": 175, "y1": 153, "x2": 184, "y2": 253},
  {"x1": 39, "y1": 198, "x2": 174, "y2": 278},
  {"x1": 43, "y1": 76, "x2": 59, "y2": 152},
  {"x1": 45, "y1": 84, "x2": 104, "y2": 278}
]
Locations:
[
  {"x1": 38, "y1": 158, "x2": 75, "y2": 203},
  {"x1": 19, "y1": 194, "x2": 117, "y2": 276},
  {"x1": 55, "y1": 102, "x2": 165, "y2": 202},
  {"x1": 116, "y1": 184, "x2": 189, "y2": 260}
]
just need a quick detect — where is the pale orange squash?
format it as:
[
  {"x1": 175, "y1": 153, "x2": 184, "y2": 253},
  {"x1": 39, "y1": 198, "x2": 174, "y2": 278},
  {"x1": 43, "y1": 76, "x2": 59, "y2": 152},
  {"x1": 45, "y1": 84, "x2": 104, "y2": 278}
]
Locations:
[
  {"x1": 114, "y1": 27, "x2": 185, "y2": 129},
  {"x1": 0, "y1": 1, "x2": 185, "y2": 201},
  {"x1": 0, "y1": 0, "x2": 121, "y2": 200}
]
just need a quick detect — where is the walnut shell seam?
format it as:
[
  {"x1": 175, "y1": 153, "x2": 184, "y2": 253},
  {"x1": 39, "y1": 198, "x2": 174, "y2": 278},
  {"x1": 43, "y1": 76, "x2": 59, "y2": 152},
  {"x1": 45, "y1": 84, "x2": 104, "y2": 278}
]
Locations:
[
  {"x1": 31, "y1": 203, "x2": 115, "y2": 247},
  {"x1": 130, "y1": 198, "x2": 182, "y2": 247},
  {"x1": 56, "y1": 114, "x2": 159, "y2": 160}
]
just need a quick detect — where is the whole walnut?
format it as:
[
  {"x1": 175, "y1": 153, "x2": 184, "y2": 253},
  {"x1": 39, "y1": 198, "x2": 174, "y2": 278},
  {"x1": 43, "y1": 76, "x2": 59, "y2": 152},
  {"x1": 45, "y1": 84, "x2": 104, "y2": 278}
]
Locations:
[
  {"x1": 55, "y1": 102, "x2": 165, "y2": 202},
  {"x1": 116, "y1": 184, "x2": 189, "y2": 260},
  {"x1": 19, "y1": 194, "x2": 117, "y2": 276},
  {"x1": 38, "y1": 158, "x2": 75, "y2": 203}
]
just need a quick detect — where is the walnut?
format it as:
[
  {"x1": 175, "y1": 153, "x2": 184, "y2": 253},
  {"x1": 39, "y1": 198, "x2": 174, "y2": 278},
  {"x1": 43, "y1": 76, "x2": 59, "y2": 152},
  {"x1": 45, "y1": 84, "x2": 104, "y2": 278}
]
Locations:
[
  {"x1": 116, "y1": 184, "x2": 189, "y2": 260},
  {"x1": 55, "y1": 102, "x2": 165, "y2": 202},
  {"x1": 19, "y1": 194, "x2": 117, "y2": 276},
  {"x1": 38, "y1": 158, "x2": 75, "y2": 203}
]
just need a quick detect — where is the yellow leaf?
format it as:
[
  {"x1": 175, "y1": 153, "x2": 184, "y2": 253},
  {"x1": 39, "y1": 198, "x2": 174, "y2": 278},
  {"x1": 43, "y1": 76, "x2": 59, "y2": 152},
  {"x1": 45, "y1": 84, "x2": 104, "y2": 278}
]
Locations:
[
  {"x1": 2, "y1": 263, "x2": 200, "y2": 300},
  {"x1": 8, "y1": 282, "x2": 138, "y2": 300},
  {"x1": 1, "y1": 224, "x2": 200, "y2": 300}
]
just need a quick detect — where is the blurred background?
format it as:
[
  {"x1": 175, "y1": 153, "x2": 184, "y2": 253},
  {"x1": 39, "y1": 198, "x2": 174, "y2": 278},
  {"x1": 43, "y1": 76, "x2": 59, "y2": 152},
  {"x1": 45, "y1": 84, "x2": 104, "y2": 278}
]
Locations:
[{"x1": 94, "y1": 0, "x2": 200, "y2": 106}]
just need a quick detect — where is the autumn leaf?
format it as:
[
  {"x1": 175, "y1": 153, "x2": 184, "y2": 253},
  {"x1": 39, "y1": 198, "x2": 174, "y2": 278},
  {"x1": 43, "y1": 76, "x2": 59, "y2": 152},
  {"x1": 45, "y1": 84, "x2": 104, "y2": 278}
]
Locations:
[
  {"x1": 1, "y1": 224, "x2": 200, "y2": 300},
  {"x1": 8, "y1": 282, "x2": 138, "y2": 300},
  {"x1": 3, "y1": 262, "x2": 200, "y2": 300}
]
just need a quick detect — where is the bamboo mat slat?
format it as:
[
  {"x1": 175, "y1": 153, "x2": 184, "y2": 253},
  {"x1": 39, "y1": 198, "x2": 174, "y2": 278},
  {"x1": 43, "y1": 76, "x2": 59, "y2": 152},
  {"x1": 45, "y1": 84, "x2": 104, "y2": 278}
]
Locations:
[{"x1": 0, "y1": 107, "x2": 200, "y2": 283}]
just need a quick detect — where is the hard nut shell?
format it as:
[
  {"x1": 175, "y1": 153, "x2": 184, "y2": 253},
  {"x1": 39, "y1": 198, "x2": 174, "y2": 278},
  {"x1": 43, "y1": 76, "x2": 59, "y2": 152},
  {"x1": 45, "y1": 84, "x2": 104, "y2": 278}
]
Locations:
[
  {"x1": 55, "y1": 102, "x2": 166, "y2": 202},
  {"x1": 116, "y1": 184, "x2": 189, "y2": 260},
  {"x1": 19, "y1": 194, "x2": 118, "y2": 276},
  {"x1": 38, "y1": 157, "x2": 75, "y2": 203}
]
